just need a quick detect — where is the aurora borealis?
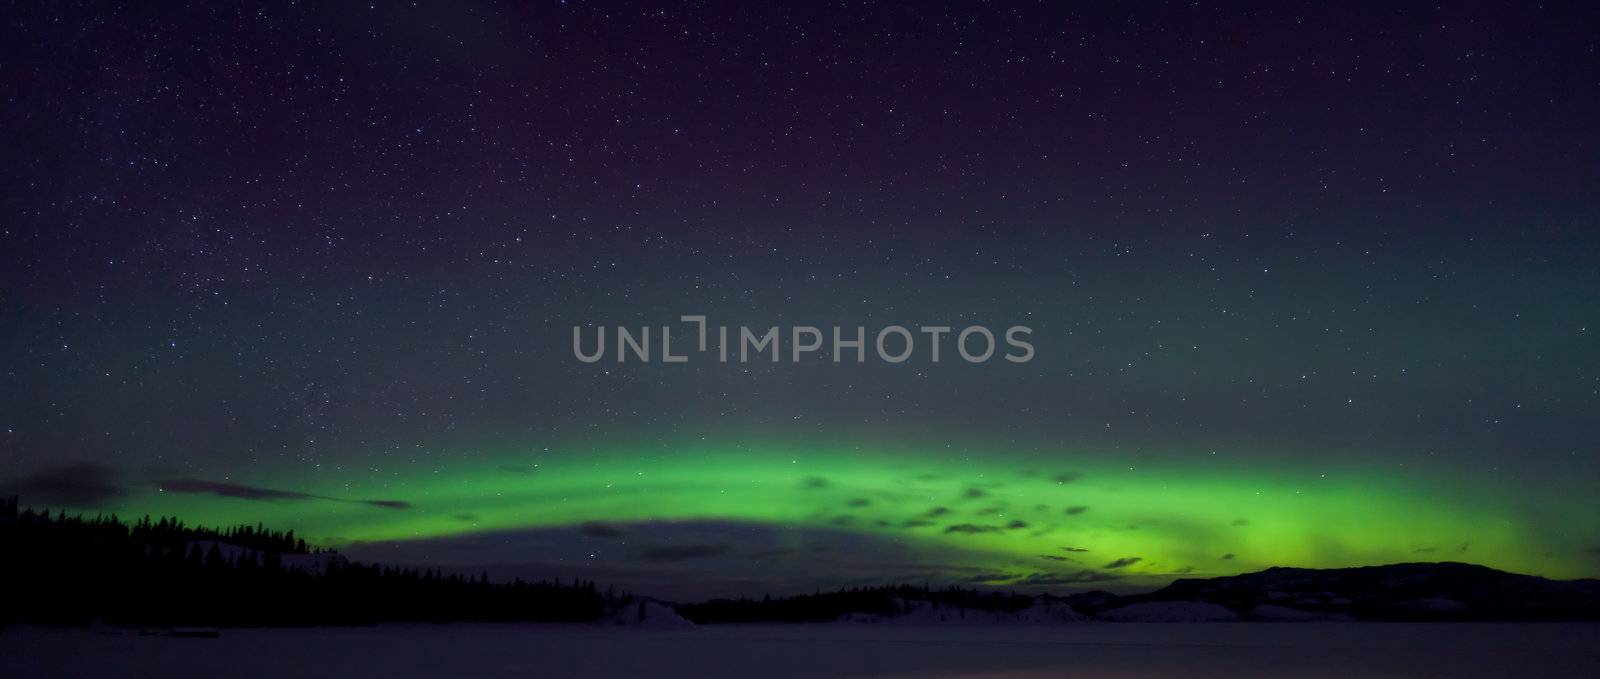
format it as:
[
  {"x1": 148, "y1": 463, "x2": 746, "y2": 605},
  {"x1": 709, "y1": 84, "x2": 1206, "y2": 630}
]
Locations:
[
  {"x1": 3, "y1": 2, "x2": 1599, "y2": 600},
  {"x1": 14, "y1": 428, "x2": 1597, "y2": 598},
  {"x1": 120, "y1": 437, "x2": 1598, "y2": 593}
]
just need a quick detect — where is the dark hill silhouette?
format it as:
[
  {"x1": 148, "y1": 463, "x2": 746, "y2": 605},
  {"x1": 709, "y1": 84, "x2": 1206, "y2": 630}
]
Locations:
[
  {"x1": 677, "y1": 584, "x2": 1038, "y2": 624},
  {"x1": 1067, "y1": 562, "x2": 1600, "y2": 621},
  {"x1": 676, "y1": 564, "x2": 1600, "y2": 624}
]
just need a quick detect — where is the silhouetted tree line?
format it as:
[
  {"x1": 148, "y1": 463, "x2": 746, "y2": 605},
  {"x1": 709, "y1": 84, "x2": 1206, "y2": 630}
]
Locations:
[
  {"x1": 0, "y1": 497, "x2": 620, "y2": 627},
  {"x1": 677, "y1": 583, "x2": 1036, "y2": 623}
]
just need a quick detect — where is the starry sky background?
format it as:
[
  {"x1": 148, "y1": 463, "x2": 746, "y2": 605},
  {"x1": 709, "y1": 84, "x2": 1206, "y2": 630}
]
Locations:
[{"x1": 3, "y1": 2, "x2": 1598, "y2": 599}]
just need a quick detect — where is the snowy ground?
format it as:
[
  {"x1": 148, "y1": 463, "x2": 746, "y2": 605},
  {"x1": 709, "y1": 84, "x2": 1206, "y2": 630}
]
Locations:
[{"x1": 4, "y1": 622, "x2": 1598, "y2": 678}]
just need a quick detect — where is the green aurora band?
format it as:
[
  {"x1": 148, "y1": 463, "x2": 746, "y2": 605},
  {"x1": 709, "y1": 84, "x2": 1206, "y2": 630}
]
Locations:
[{"x1": 105, "y1": 438, "x2": 1598, "y2": 587}]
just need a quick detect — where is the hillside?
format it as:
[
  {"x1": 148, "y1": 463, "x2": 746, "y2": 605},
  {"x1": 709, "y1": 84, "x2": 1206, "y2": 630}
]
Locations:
[
  {"x1": 678, "y1": 563, "x2": 1600, "y2": 623},
  {"x1": 1067, "y1": 562, "x2": 1600, "y2": 621}
]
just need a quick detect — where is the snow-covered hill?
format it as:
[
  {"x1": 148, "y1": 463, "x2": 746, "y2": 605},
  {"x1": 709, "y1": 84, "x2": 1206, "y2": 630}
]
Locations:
[
  {"x1": 837, "y1": 598, "x2": 1086, "y2": 625},
  {"x1": 1100, "y1": 601, "x2": 1238, "y2": 622},
  {"x1": 611, "y1": 600, "x2": 695, "y2": 628},
  {"x1": 1065, "y1": 562, "x2": 1600, "y2": 621}
]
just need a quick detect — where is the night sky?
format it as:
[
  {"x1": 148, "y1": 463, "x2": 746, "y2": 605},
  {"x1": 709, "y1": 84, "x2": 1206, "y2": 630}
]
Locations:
[{"x1": 3, "y1": 2, "x2": 1597, "y2": 599}]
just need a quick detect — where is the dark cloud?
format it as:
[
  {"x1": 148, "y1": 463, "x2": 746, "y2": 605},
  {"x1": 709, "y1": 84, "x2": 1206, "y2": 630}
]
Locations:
[
  {"x1": 1103, "y1": 557, "x2": 1142, "y2": 569},
  {"x1": 638, "y1": 543, "x2": 732, "y2": 561},
  {"x1": 579, "y1": 521, "x2": 625, "y2": 538},
  {"x1": 962, "y1": 487, "x2": 987, "y2": 499},
  {"x1": 1013, "y1": 570, "x2": 1121, "y2": 585},
  {"x1": 1220, "y1": 553, "x2": 1236, "y2": 560},
  {"x1": 1230, "y1": 518, "x2": 1251, "y2": 527},
  {"x1": 1061, "y1": 546, "x2": 1090, "y2": 553},
  {"x1": 944, "y1": 523, "x2": 1002, "y2": 534},
  {"x1": 160, "y1": 478, "x2": 312, "y2": 501},
  {"x1": 1052, "y1": 472, "x2": 1082, "y2": 484},
  {"x1": 157, "y1": 478, "x2": 409, "y2": 509},
  {"x1": 901, "y1": 519, "x2": 936, "y2": 528},
  {"x1": 1005, "y1": 520, "x2": 1028, "y2": 530},
  {"x1": 749, "y1": 547, "x2": 797, "y2": 561},
  {"x1": 1064, "y1": 506, "x2": 1089, "y2": 515},
  {"x1": 959, "y1": 571, "x2": 1013, "y2": 584},
  {"x1": 452, "y1": 513, "x2": 479, "y2": 522},
  {"x1": 802, "y1": 476, "x2": 830, "y2": 489},
  {"x1": 5, "y1": 463, "x2": 124, "y2": 507},
  {"x1": 923, "y1": 506, "x2": 951, "y2": 517},
  {"x1": 846, "y1": 498, "x2": 871, "y2": 507},
  {"x1": 1040, "y1": 555, "x2": 1074, "y2": 562}
]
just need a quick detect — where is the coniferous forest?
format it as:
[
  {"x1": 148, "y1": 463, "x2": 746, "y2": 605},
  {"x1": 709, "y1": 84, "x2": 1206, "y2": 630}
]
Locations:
[{"x1": 0, "y1": 497, "x2": 617, "y2": 627}]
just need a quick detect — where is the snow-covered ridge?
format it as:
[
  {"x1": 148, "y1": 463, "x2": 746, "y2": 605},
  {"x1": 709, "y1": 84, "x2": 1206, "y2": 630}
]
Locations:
[
  {"x1": 609, "y1": 600, "x2": 695, "y2": 628},
  {"x1": 672, "y1": 562, "x2": 1600, "y2": 625},
  {"x1": 838, "y1": 598, "x2": 1086, "y2": 625},
  {"x1": 1099, "y1": 601, "x2": 1237, "y2": 622}
]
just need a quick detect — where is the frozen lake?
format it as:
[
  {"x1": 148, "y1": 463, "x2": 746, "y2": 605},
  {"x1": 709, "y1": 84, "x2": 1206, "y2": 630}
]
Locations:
[{"x1": 4, "y1": 622, "x2": 1598, "y2": 678}]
